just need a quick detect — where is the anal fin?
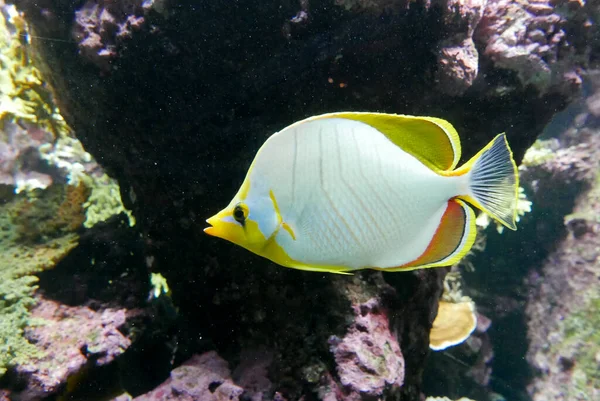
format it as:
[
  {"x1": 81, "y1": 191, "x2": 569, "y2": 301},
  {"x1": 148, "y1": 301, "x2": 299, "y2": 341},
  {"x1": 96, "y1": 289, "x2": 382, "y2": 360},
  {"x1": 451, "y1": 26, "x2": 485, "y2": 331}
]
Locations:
[{"x1": 381, "y1": 199, "x2": 476, "y2": 272}]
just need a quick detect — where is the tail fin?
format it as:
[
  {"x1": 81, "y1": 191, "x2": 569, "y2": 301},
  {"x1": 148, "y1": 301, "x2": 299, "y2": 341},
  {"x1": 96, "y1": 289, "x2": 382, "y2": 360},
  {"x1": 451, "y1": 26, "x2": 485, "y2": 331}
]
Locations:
[{"x1": 455, "y1": 134, "x2": 519, "y2": 230}]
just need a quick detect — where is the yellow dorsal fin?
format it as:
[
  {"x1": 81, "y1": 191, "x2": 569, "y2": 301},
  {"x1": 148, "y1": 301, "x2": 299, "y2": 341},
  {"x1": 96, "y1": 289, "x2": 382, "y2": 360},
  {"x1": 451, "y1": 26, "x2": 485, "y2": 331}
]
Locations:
[{"x1": 312, "y1": 112, "x2": 462, "y2": 172}]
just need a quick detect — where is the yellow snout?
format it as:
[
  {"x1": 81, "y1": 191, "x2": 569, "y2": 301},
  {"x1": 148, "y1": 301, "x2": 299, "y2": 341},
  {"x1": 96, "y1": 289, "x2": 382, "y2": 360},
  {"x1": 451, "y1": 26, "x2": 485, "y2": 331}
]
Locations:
[
  {"x1": 204, "y1": 209, "x2": 246, "y2": 245},
  {"x1": 203, "y1": 214, "x2": 223, "y2": 237}
]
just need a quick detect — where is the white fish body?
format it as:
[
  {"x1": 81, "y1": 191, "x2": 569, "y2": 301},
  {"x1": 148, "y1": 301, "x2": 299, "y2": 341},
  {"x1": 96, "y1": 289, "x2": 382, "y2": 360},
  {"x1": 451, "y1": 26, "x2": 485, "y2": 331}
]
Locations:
[{"x1": 251, "y1": 118, "x2": 464, "y2": 269}]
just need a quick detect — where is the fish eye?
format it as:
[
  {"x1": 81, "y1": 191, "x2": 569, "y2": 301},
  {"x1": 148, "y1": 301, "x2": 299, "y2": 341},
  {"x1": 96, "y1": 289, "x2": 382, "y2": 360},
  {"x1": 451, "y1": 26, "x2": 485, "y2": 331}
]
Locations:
[{"x1": 233, "y1": 203, "x2": 247, "y2": 224}]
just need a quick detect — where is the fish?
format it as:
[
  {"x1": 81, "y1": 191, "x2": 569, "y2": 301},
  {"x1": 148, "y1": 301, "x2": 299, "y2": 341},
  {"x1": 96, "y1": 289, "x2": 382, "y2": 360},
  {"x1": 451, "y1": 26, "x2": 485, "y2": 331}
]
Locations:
[{"x1": 204, "y1": 112, "x2": 519, "y2": 274}]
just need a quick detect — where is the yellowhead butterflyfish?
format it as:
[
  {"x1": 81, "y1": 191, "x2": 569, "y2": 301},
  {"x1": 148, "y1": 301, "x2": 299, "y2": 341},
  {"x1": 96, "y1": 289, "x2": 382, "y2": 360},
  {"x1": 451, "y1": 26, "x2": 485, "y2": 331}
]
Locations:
[{"x1": 205, "y1": 112, "x2": 519, "y2": 274}]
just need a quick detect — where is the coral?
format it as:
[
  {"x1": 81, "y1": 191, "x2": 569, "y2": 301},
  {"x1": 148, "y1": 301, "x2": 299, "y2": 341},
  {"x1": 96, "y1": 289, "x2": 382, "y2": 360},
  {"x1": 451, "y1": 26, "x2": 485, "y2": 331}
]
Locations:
[
  {"x1": 431, "y1": 272, "x2": 477, "y2": 351},
  {"x1": 150, "y1": 272, "x2": 170, "y2": 299},
  {"x1": 37, "y1": 135, "x2": 98, "y2": 187},
  {"x1": 0, "y1": 179, "x2": 83, "y2": 377},
  {"x1": 520, "y1": 138, "x2": 561, "y2": 167},
  {"x1": 0, "y1": 273, "x2": 43, "y2": 377},
  {"x1": 39, "y1": 134, "x2": 135, "y2": 228},
  {"x1": 0, "y1": 3, "x2": 132, "y2": 230},
  {"x1": 521, "y1": 139, "x2": 600, "y2": 186},
  {"x1": 0, "y1": 4, "x2": 66, "y2": 132},
  {"x1": 430, "y1": 300, "x2": 477, "y2": 351},
  {"x1": 13, "y1": 0, "x2": 599, "y2": 398},
  {"x1": 440, "y1": 271, "x2": 473, "y2": 304},
  {"x1": 0, "y1": 2, "x2": 135, "y2": 381},
  {"x1": 82, "y1": 173, "x2": 135, "y2": 228}
]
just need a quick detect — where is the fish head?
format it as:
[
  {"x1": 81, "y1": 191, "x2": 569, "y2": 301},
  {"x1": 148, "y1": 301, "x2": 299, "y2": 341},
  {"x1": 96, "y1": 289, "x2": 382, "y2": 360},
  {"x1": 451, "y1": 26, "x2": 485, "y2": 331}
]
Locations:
[{"x1": 204, "y1": 193, "x2": 279, "y2": 254}]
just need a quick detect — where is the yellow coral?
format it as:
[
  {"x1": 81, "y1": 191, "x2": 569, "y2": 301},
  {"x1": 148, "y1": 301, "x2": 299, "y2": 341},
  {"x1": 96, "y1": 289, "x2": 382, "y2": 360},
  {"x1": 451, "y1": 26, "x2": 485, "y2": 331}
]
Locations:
[
  {"x1": 82, "y1": 173, "x2": 135, "y2": 228},
  {"x1": 430, "y1": 300, "x2": 477, "y2": 351},
  {"x1": 0, "y1": 4, "x2": 67, "y2": 137},
  {"x1": 430, "y1": 272, "x2": 477, "y2": 351}
]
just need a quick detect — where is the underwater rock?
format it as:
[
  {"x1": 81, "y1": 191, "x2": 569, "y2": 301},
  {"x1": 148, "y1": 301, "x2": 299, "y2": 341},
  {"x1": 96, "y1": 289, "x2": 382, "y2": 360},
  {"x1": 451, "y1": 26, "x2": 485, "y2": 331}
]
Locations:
[
  {"x1": 133, "y1": 351, "x2": 245, "y2": 401},
  {"x1": 11, "y1": 298, "x2": 136, "y2": 401},
  {"x1": 0, "y1": 121, "x2": 54, "y2": 190},
  {"x1": 323, "y1": 271, "x2": 442, "y2": 400},
  {"x1": 425, "y1": 397, "x2": 476, "y2": 401},
  {"x1": 523, "y1": 78, "x2": 600, "y2": 401},
  {"x1": 73, "y1": 0, "x2": 151, "y2": 71},
  {"x1": 435, "y1": 38, "x2": 480, "y2": 96},
  {"x1": 435, "y1": 0, "x2": 486, "y2": 96},
  {"x1": 475, "y1": 0, "x2": 590, "y2": 94},
  {"x1": 328, "y1": 297, "x2": 404, "y2": 397},
  {"x1": 232, "y1": 350, "x2": 273, "y2": 401},
  {"x1": 525, "y1": 161, "x2": 600, "y2": 399}
]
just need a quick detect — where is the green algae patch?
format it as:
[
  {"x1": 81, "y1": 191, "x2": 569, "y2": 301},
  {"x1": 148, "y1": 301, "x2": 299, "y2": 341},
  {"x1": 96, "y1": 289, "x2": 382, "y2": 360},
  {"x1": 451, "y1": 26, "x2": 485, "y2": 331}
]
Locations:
[
  {"x1": 0, "y1": 197, "x2": 79, "y2": 375},
  {"x1": 560, "y1": 296, "x2": 600, "y2": 394}
]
